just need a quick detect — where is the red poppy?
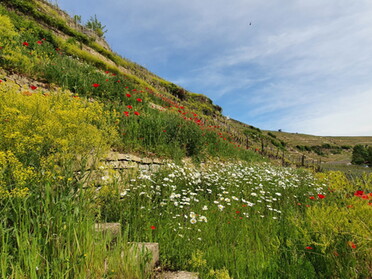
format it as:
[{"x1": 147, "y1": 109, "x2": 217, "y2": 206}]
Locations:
[
  {"x1": 235, "y1": 211, "x2": 241, "y2": 214},
  {"x1": 105, "y1": 79, "x2": 109, "y2": 81},
  {"x1": 0, "y1": 80, "x2": 2, "y2": 83},
  {"x1": 150, "y1": 225, "x2": 156, "y2": 230},
  {"x1": 348, "y1": 241, "x2": 356, "y2": 249},
  {"x1": 30, "y1": 85, "x2": 37, "y2": 90},
  {"x1": 92, "y1": 83, "x2": 100, "y2": 88},
  {"x1": 23, "y1": 42, "x2": 29, "y2": 46},
  {"x1": 354, "y1": 190, "x2": 364, "y2": 196},
  {"x1": 36, "y1": 41, "x2": 42, "y2": 45},
  {"x1": 136, "y1": 98, "x2": 142, "y2": 102},
  {"x1": 317, "y1": 194, "x2": 325, "y2": 199},
  {"x1": 126, "y1": 93, "x2": 131, "y2": 98},
  {"x1": 305, "y1": 246, "x2": 313, "y2": 250},
  {"x1": 105, "y1": 71, "x2": 110, "y2": 74},
  {"x1": 123, "y1": 111, "x2": 129, "y2": 116},
  {"x1": 163, "y1": 130, "x2": 166, "y2": 132},
  {"x1": 134, "y1": 111, "x2": 140, "y2": 116},
  {"x1": 309, "y1": 196, "x2": 315, "y2": 200},
  {"x1": 361, "y1": 195, "x2": 369, "y2": 200}
]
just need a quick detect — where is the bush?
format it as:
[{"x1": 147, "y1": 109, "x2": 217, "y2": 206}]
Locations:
[
  {"x1": 0, "y1": 81, "x2": 117, "y2": 173},
  {"x1": 268, "y1": 132, "x2": 277, "y2": 139},
  {"x1": 351, "y1": 145, "x2": 369, "y2": 165}
]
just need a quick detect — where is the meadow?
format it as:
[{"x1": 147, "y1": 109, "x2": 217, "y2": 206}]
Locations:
[
  {"x1": 0, "y1": 3, "x2": 371, "y2": 278},
  {"x1": 105, "y1": 162, "x2": 371, "y2": 278}
]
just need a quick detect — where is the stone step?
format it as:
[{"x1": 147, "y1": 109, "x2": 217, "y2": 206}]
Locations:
[
  {"x1": 128, "y1": 242, "x2": 159, "y2": 272},
  {"x1": 95, "y1": 223, "x2": 160, "y2": 272},
  {"x1": 94, "y1": 223, "x2": 196, "y2": 278}
]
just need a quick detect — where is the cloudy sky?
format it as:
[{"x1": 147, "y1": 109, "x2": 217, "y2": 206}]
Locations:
[{"x1": 56, "y1": 0, "x2": 372, "y2": 136}]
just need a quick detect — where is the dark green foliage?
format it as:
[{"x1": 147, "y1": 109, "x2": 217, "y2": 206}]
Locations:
[
  {"x1": 162, "y1": 82, "x2": 188, "y2": 100},
  {"x1": 214, "y1": 104, "x2": 222, "y2": 113},
  {"x1": 351, "y1": 144, "x2": 370, "y2": 166},
  {"x1": 296, "y1": 145, "x2": 311, "y2": 152},
  {"x1": 270, "y1": 138, "x2": 285, "y2": 150},
  {"x1": 243, "y1": 129, "x2": 260, "y2": 142},
  {"x1": 268, "y1": 132, "x2": 277, "y2": 139},
  {"x1": 85, "y1": 14, "x2": 107, "y2": 37},
  {"x1": 280, "y1": 140, "x2": 286, "y2": 147},
  {"x1": 249, "y1": 125, "x2": 261, "y2": 133},
  {"x1": 321, "y1": 143, "x2": 331, "y2": 149},
  {"x1": 341, "y1": 145, "x2": 352, "y2": 150},
  {"x1": 296, "y1": 144, "x2": 344, "y2": 157},
  {"x1": 310, "y1": 146, "x2": 325, "y2": 156}
]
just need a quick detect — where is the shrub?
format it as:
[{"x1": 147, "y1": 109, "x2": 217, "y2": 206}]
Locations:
[
  {"x1": 268, "y1": 132, "x2": 277, "y2": 139},
  {"x1": 351, "y1": 144, "x2": 370, "y2": 165},
  {"x1": 0, "y1": 81, "x2": 117, "y2": 173}
]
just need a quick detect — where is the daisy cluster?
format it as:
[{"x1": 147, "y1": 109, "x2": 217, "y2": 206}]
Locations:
[{"x1": 119, "y1": 162, "x2": 325, "y2": 237}]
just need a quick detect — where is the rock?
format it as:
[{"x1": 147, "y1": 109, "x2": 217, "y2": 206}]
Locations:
[
  {"x1": 141, "y1": 157, "x2": 153, "y2": 164},
  {"x1": 152, "y1": 158, "x2": 163, "y2": 164},
  {"x1": 127, "y1": 242, "x2": 159, "y2": 272},
  {"x1": 157, "y1": 271, "x2": 199, "y2": 279},
  {"x1": 106, "y1": 151, "x2": 129, "y2": 161},
  {"x1": 139, "y1": 164, "x2": 150, "y2": 171},
  {"x1": 94, "y1": 223, "x2": 121, "y2": 237}
]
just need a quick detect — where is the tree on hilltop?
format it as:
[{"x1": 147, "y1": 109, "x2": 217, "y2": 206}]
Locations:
[{"x1": 85, "y1": 15, "x2": 107, "y2": 37}]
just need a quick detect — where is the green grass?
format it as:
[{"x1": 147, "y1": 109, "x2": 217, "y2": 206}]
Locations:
[
  {"x1": 1, "y1": 3, "x2": 371, "y2": 278},
  {"x1": 96, "y1": 163, "x2": 372, "y2": 278}
]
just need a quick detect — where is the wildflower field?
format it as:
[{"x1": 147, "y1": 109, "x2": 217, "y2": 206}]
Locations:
[
  {"x1": 105, "y1": 163, "x2": 371, "y2": 278},
  {"x1": 0, "y1": 1, "x2": 371, "y2": 278}
]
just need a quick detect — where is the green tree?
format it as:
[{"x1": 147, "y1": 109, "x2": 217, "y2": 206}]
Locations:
[
  {"x1": 73, "y1": 15, "x2": 81, "y2": 25},
  {"x1": 368, "y1": 146, "x2": 372, "y2": 166},
  {"x1": 85, "y1": 15, "x2": 107, "y2": 37},
  {"x1": 351, "y1": 144, "x2": 368, "y2": 165}
]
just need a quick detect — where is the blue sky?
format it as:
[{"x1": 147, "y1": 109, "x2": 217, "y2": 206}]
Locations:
[{"x1": 56, "y1": 0, "x2": 372, "y2": 136}]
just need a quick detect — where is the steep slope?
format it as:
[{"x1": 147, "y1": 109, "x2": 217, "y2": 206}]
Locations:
[
  {"x1": 0, "y1": 0, "x2": 266, "y2": 163},
  {"x1": 0, "y1": 0, "x2": 370, "y2": 166}
]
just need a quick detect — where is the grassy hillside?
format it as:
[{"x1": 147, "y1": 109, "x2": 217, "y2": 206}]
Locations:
[
  {"x1": 1, "y1": 0, "x2": 369, "y2": 166},
  {"x1": 0, "y1": 1, "x2": 371, "y2": 278},
  {"x1": 267, "y1": 131, "x2": 372, "y2": 164},
  {"x1": 0, "y1": 0, "x2": 267, "y2": 163}
]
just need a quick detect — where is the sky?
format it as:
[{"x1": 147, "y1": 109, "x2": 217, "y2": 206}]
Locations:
[{"x1": 55, "y1": 0, "x2": 372, "y2": 136}]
